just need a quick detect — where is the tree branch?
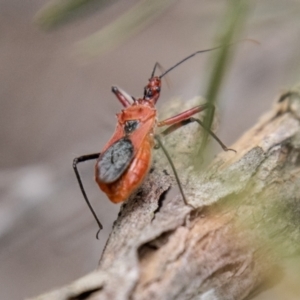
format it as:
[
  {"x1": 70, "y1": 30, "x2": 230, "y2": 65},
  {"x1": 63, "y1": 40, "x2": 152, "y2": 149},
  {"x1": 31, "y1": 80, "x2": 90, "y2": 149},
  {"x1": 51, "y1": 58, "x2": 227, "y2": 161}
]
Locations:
[{"x1": 30, "y1": 90, "x2": 300, "y2": 300}]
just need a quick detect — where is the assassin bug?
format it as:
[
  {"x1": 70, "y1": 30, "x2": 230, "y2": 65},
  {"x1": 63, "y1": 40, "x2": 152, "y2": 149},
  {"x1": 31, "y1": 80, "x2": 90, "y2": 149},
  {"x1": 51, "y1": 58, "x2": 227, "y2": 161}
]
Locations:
[{"x1": 73, "y1": 46, "x2": 235, "y2": 236}]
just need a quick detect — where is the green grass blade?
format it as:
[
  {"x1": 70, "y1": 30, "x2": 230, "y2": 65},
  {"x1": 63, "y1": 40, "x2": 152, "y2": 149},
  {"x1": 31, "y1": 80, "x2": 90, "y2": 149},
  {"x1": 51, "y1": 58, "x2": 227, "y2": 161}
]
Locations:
[{"x1": 197, "y1": 0, "x2": 249, "y2": 158}]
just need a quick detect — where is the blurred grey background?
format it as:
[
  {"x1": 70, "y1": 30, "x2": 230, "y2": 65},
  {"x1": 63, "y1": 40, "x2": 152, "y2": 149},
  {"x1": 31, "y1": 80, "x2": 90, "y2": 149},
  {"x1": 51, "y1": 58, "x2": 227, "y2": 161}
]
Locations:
[{"x1": 1, "y1": 0, "x2": 300, "y2": 299}]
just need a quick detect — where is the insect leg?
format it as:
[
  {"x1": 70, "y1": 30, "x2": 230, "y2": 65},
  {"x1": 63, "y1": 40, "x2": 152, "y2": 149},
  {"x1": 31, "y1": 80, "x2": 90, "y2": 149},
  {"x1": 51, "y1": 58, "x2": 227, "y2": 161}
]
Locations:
[
  {"x1": 161, "y1": 118, "x2": 235, "y2": 152},
  {"x1": 111, "y1": 86, "x2": 133, "y2": 107},
  {"x1": 73, "y1": 153, "x2": 103, "y2": 238},
  {"x1": 158, "y1": 104, "x2": 235, "y2": 152},
  {"x1": 158, "y1": 103, "x2": 212, "y2": 127},
  {"x1": 154, "y1": 135, "x2": 192, "y2": 207}
]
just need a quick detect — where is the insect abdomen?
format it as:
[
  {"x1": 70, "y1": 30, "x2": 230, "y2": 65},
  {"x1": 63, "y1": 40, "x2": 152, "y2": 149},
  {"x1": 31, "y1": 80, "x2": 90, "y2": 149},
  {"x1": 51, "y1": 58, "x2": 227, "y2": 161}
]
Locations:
[{"x1": 95, "y1": 135, "x2": 153, "y2": 203}]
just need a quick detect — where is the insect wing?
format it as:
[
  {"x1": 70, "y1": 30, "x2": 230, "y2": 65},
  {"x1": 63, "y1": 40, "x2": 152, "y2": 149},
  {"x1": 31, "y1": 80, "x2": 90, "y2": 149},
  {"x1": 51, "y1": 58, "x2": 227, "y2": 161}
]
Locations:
[{"x1": 97, "y1": 137, "x2": 134, "y2": 183}]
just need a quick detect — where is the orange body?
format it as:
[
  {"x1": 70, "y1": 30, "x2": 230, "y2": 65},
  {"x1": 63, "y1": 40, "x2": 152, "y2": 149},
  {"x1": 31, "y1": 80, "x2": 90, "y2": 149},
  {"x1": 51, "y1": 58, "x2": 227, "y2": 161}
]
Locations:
[{"x1": 95, "y1": 102, "x2": 157, "y2": 203}]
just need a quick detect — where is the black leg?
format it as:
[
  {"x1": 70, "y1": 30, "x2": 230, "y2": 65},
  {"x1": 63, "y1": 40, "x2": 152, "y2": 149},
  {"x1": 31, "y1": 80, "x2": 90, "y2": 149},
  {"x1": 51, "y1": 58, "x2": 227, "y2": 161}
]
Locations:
[
  {"x1": 154, "y1": 135, "x2": 194, "y2": 208},
  {"x1": 160, "y1": 117, "x2": 236, "y2": 152},
  {"x1": 73, "y1": 153, "x2": 103, "y2": 238}
]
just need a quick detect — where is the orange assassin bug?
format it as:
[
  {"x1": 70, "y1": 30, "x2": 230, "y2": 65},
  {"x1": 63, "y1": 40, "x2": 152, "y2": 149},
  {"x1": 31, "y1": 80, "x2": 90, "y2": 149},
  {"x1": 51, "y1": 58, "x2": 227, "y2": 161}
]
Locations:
[{"x1": 73, "y1": 46, "x2": 235, "y2": 236}]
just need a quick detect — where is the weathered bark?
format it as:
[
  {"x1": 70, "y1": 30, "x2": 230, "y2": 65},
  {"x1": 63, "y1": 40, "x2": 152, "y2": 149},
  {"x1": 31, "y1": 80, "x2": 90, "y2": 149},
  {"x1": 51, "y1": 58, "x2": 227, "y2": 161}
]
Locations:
[{"x1": 30, "y1": 90, "x2": 300, "y2": 300}]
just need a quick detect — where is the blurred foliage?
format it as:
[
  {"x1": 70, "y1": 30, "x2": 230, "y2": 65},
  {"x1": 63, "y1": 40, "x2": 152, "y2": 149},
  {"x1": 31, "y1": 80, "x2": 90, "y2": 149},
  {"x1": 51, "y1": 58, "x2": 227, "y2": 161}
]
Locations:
[
  {"x1": 35, "y1": 0, "x2": 177, "y2": 57},
  {"x1": 35, "y1": 0, "x2": 106, "y2": 29},
  {"x1": 76, "y1": 0, "x2": 177, "y2": 58},
  {"x1": 197, "y1": 0, "x2": 248, "y2": 160}
]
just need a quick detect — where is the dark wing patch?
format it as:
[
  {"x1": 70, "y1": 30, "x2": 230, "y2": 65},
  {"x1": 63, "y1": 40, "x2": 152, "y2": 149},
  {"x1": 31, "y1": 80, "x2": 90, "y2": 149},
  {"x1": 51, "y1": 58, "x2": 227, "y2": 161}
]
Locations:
[
  {"x1": 97, "y1": 137, "x2": 134, "y2": 183},
  {"x1": 124, "y1": 120, "x2": 139, "y2": 134}
]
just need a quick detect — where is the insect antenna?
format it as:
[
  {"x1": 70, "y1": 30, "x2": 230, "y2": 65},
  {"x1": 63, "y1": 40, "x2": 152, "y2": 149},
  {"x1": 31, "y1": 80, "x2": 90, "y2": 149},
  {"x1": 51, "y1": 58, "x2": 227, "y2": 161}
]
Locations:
[
  {"x1": 151, "y1": 62, "x2": 159, "y2": 78},
  {"x1": 159, "y1": 46, "x2": 225, "y2": 79},
  {"x1": 159, "y1": 39, "x2": 258, "y2": 79},
  {"x1": 151, "y1": 62, "x2": 167, "y2": 78},
  {"x1": 150, "y1": 62, "x2": 170, "y2": 88},
  {"x1": 154, "y1": 135, "x2": 192, "y2": 207}
]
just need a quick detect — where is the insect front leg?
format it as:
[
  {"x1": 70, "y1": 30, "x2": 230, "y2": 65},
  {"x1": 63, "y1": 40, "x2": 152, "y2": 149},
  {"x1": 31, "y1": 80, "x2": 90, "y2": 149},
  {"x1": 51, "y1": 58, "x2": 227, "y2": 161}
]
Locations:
[
  {"x1": 73, "y1": 153, "x2": 103, "y2": 238},
  {"x1": 158, "y1": 103, "x2": 235, "y2": 152},
  {"x1": 111, "y1": 86, "x2": 134, "y2": 107}
]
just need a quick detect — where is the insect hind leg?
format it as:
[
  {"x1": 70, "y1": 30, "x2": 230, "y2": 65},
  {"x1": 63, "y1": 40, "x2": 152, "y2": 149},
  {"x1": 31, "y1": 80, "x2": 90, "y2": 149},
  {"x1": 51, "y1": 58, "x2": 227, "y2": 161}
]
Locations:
[
  {"x1": 73, "y1": 153, "x2": 103, "y2": 238},
  {"x1": 160, "y1": 117, "x2": 236, "y2": 152}
]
